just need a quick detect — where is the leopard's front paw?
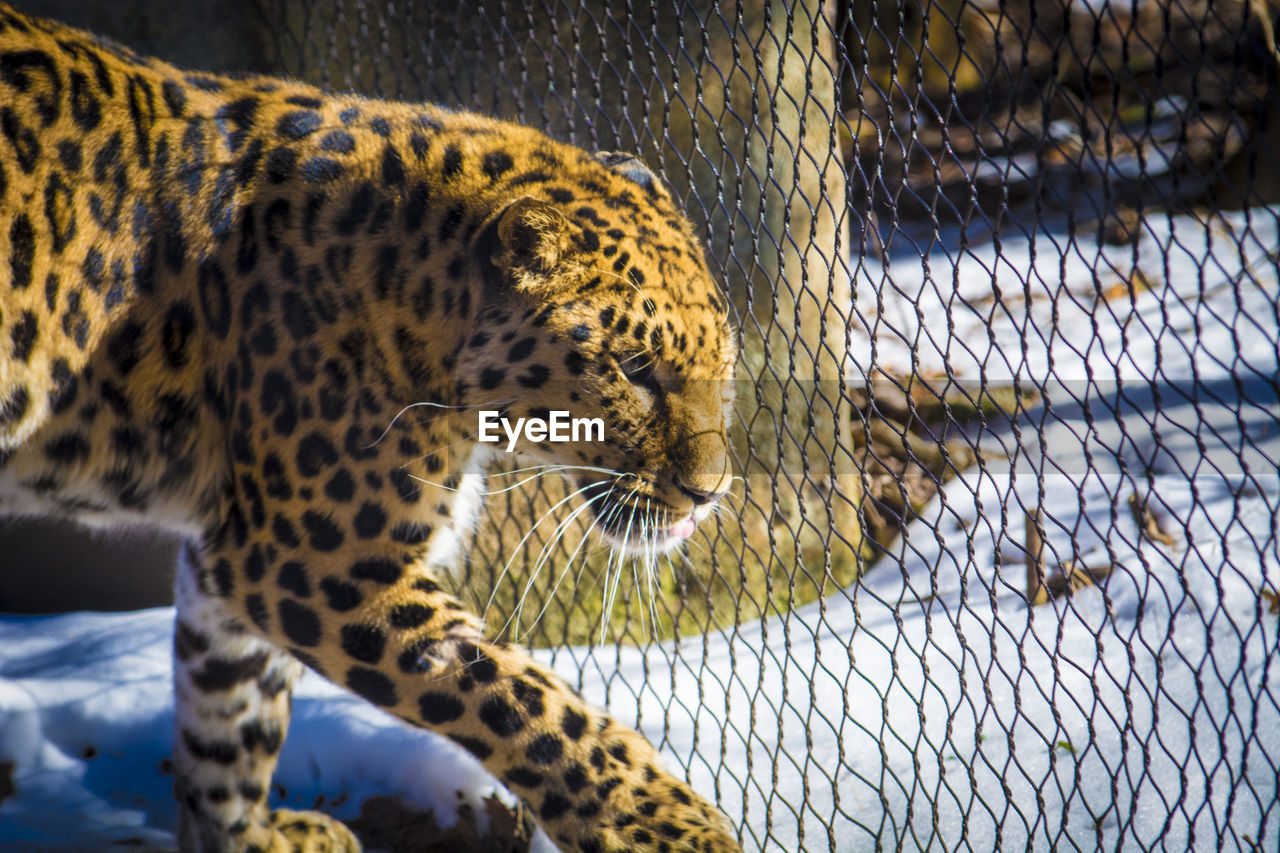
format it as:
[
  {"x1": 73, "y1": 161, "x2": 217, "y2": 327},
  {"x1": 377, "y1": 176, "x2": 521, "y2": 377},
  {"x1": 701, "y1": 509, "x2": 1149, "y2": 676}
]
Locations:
[{"x1": 263, "y1": 808, "x2": 361, "y2": 853}]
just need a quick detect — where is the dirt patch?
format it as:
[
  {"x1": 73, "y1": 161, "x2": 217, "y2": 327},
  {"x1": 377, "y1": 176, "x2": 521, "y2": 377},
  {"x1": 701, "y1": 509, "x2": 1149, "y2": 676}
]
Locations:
[{"x1": 348, "y1": 794, "x2": 533, "y2": 853}]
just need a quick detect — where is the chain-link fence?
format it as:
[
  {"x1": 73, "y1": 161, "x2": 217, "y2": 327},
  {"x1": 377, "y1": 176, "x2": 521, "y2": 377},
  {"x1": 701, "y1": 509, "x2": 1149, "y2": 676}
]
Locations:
[
  {"x1": 241, "y1": 1, "x2": 1280, "y2": 849},
  {"x1": 4, "y1": 0, "x2": 1268, "y2": 849}
]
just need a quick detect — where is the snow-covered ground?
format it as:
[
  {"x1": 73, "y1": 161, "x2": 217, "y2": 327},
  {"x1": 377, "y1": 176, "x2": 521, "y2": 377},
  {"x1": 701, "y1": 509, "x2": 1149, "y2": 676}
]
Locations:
[{"x1": 2, "y1": 207, "x2": 1277, "y2": 851}]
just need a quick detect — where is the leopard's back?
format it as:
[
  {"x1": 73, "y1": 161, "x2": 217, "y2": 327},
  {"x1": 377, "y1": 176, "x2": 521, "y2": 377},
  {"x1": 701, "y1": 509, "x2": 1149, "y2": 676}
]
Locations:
[{"x1": 0, "y1": 4, "x2": 524, "y2": 527}]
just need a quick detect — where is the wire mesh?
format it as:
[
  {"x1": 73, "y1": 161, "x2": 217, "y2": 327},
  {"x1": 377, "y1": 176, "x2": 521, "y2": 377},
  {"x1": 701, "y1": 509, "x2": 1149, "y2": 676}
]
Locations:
[{"x1": 256, "y1": 1, "x2": 1279, "y2": 849}]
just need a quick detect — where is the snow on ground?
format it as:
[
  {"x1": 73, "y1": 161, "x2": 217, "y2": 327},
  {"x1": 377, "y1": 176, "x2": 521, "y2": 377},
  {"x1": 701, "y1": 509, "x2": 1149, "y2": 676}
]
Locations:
[
  {"x1": 0, "y1": 606, "x2": 526, "y2": 850},
  {"x1": 2, "y1": 207, "x2": 1277, "y2": 851}
]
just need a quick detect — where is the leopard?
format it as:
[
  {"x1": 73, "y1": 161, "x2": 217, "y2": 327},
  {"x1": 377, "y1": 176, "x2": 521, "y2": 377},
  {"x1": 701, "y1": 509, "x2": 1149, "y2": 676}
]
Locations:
[{"x1": 0, "y1": 4, "x2": 741, "y2": 853}]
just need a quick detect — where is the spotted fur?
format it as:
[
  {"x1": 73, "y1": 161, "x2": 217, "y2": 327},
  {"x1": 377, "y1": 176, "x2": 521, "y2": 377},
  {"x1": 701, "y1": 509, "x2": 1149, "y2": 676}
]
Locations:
[{"x1": 0, "y1": 4, "x2": 738, "y2": 853}]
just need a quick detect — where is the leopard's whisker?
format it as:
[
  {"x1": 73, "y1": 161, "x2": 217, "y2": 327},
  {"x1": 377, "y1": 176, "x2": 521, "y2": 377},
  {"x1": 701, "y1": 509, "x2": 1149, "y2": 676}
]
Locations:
[
  {"x1": 600, "y1": 501, "x2": 637, "y2": 642},
  {"x1": 571, "y1": 496, "x2": 630, "y2": 625},
  {"x1": 519, "y1": 483, "x2": 619, "y2": 642},
  {"x1": 506, "y1": 489, "x2": 608, "y2": 637},
  {"x1": 367, "y1": 398, "x2": 515, "y2": 448},
  {"x1": 409, "y1": 464, "x2": 622, "y2": 496},
  {"x1": 483, "y1": 479, "x2": 604, "y2": 617}
]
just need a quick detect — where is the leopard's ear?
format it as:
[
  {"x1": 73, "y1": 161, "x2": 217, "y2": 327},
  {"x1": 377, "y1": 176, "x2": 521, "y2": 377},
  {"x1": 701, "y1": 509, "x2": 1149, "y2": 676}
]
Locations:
[
  {"x1": 594, "y1": 151, "x2": 670, "y2": 201},
  {"x1": 474, "y1": 196, "x2": 570, "y2": 292}
]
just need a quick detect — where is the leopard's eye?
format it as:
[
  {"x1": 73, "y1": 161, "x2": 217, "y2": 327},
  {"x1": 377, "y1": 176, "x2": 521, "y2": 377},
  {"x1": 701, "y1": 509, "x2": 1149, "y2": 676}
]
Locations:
[{"x1": 620, "y1": 355, "x2": 662, "y2": 396}]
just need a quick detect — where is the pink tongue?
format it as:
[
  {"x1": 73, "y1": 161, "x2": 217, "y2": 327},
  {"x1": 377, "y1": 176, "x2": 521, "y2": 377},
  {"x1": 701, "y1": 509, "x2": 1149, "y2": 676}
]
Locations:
[{"x1": 668, "y1": 517, "x2": 697, "y2": 539}]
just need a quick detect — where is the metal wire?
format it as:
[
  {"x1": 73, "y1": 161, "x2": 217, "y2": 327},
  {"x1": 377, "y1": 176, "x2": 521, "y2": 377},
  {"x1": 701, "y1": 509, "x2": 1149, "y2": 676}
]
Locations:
[{"x1": 258, "y1": 1, "x2": 1280, "y2": 849}]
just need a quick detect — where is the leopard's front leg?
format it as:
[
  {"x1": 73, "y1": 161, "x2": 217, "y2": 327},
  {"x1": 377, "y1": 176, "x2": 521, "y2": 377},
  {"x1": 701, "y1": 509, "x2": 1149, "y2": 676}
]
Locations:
[
  {"x1": 174, "y1": 543, "x2": 360, "y2": 853},
  {"x1": 197, "y1": 527, "x2": 740, "y2": 853}
]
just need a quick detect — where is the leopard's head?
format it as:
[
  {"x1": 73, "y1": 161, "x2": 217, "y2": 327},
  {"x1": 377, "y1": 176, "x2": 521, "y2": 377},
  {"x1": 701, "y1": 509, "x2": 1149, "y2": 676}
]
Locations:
[{"x1": 461, "y1": 152, "x2": 736, "y2": 554}]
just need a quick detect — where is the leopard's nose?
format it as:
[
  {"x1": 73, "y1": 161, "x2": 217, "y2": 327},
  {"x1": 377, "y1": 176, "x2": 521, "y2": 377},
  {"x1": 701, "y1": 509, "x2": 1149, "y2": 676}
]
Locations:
[{"x1": 673, "y1": 473, "x2": 726, "y2": 506}]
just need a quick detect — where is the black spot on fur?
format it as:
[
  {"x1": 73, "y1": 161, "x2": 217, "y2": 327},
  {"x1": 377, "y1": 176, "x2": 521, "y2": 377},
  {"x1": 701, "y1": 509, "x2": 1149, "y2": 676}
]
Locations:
[
  {"x1": 182, "y1": 730, "x2": 237, "y2": 766},
  {"x1": 407, "y1": 690, "x2": 468, "y2": 729},
  {"x1": 318, "y1": 128, "x2": 355, "y2": 153},
  {"x1": 0, "y1": 106, "x2": 39, "y2": 172},
  {"x1": 56, "y1": 139, "x2": 81, "y2": 172},
  {"x1": 0, "y1": 386, "x2": 29, "y2": 429},
  {"x1": 389, "y1": 603, "x2": 434, "y2": 630},
  {"x1": 295, "y1": 432, "x2": 338, "y2": 477},
  {"x1": 540, "y1": 793, "x2": 572, "y2": 821},
  {"x1": 505, "y1": 767, "x2": 544, "y2": 788},
  {"x1": 277, "y1": 110, "x2": 323, "y2": 139},
  {"x1": 508, "y1": 337, "x2": 536, "y2": 361},
  {"x1": 517, "y1": 365, "x2": 551, "y2": 389},
  {"x1": 352, "y1": 502, "x2": 386, "y2": 538},
  {"x1": 191, "y1": 652, "x2": 269, "y2": 692},
  {"x1": 245, "y1": 593, "x2": 270, "y2": 630},
  {"x1": 457, "y1": 642, "x2": 498, "y2": 683},
  {"x1": 197, "y1": 260, "x2": 231, "y2": 338},
  {"x1": 409, "y1": 132, "x2": 429, "y2": 160},
  {"x1": 382, "y1": 144, "x2": 405, "y2": 185},
  {"x1": 564, "y1": 763, "x2": 589, "y2": 792},
  {"x1": 324, "y1": 468, "x2": 356, "y2": 502},
  {"x1": 278, "y1": 599, "x2": 321, "y2": 647},
  {"x1": 449, "y1": 735, "x2": 492, "y2": 760},
  {"x1": 350, "y1": 557, "x2": 402, "y2": 585},
  {"x1": 525, "y1": 734, "x2": 564, "y2": 766},
  {"x1": 441, "y1": 145, "x2": 463, "y2": 179},
  {"x1": 239, "y1": 720, "x2": 283, "y2": 755},
  {"x1": 301, "y1": 510, "x2": 344, "y2": 551},
  {"x1": 161, "y1": 79, "x2": 185, "y2": 116},
  {"x1": 276, "y1": 561, "x2": 311, "y2": 597},
  {"x1": 346, "y1": 666, "x2": 398, "y2": 706},
  {"x1": 280, "y1": 290, "x2": 317, "y2": 340},
  {"x1": 214, "y1": 97, "x2": 259, "y2": 153},
  {"x1": 512, "y1": 678, "x2": 545, "y2": 717},
  {"x1": 479, "y1": 697, "x2": 524, "y2": 736},
  {"x1": 561, "y1": 707, "x2": 587, "y2": 740},
  {"x1": 9, "y1": 214, "x2": 34, "y2": 290},
  {"x1": 49, "y1": 359, "x2": 75, "y2": 413},
  {"x1": 320, "y1": 576, "x2": 363, "y2": 612},
  {"x1": 340, "y1": 624, "x2": 387, "y2": 664},
  {"x1": 161, "y1": 301, "x2": 195, "y2": 369},
  {"x1": 389, "y1": 468, "x2": 417, "y2": 504},
  {"x1": 245, "y1": 546, "x2": 266, "y2": 582},
  {"x1": 334, "y1": 181, "x2": 373, "y2": 235},
  {"x1": 300, "y1": 157, "x2": 343, "y2": 182},
  {"x1": 390, "y1": 520, "x2": 432, "y2": 545},
  {"x1": 266, "y1": 147, "x2": 297, "y2": 183},
  {"x1": 44, "y1": 432, "x2": 89, "y2": 464},
  {"x1": 174, "y1": 620, "x2": 209, "y2": 660},
  {"x1": 43, "y1": 171, "x2": 75, "y2": 252},
  {"x1": 271, "y1": 513, "x2": 300, "y2": 547},
  {"x1": 483, "y1": 150, "x2": 513, "y2": 179},
  {"x1": 260, "y1": 369, "x2": 298, "y2": 437},
  {"x1": 106, "y1": 320, "x2": 143, "y2": 376},
  {"x1": 65, "y1": 70, "x2": 102, "y2": 131},
  {"x1": 10, "y1": 311, "x2": 36, "y2": 362}
]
